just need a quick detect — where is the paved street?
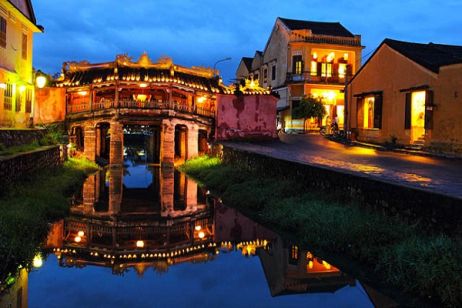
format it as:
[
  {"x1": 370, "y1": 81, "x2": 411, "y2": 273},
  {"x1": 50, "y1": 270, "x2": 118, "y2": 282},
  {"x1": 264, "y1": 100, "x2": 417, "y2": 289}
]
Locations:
[{"x1": 223, "y1": 133, "x2": 462, "y2": 200}]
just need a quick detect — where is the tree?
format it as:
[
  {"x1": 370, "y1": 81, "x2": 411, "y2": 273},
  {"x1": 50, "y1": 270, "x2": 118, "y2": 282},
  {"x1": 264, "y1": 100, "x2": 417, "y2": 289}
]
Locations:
[{"x1": 292, "y1": 96, "x2": 326, "y2": 131}]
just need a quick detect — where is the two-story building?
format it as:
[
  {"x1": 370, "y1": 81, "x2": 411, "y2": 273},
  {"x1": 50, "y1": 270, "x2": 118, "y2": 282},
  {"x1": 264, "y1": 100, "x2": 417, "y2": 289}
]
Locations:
[
  {"x1": 237, "y1": 17, "x2": 363, "y2": 131},
  {"x1": 0, "y1": 0, "x2": 42, "y2": 128}
]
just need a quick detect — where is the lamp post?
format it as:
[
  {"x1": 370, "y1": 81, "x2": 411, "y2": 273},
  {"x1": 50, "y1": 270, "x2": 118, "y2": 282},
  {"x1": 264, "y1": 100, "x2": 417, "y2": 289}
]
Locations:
[{"x1": 213, "y1": 57, "x2": 232, "y2": 77}]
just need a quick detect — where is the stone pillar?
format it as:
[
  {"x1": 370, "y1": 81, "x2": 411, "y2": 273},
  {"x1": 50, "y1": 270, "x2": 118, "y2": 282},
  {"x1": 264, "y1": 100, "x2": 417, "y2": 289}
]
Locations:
[
  {"x1": 109, "y1": 167, "x2": 123, "y2": 214},
  {"x1": 84, "y1": 124, "x2": 96, "y2": 161},
  {"x1": 161, "y1": 119, "x2": 175, "y2": 167},
  {"x1": 95, "y1": 126, "x2": 101, "y2": 158},
  {"x1": 160, "y1": 167, "x2": 174, "y2": 217},
  {"x1": 109, "y1": 121, "x2": 124, "y2": 166},
  {"x1": 186, "y1": 176, "x2": 198, "y2": 211},
  {"x1": 187, "y1": 124, "x2": 198, "y2": 159},
  {"x1": 82, "y1": 174, "x2": 96, "y2": 214}
]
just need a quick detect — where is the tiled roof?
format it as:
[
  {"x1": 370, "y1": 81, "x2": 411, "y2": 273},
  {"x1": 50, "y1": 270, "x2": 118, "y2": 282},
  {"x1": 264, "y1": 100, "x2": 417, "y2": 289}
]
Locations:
[
  {"x1": 241, "y1": 57, "x2": 253, "y2": 72},
  {"x1": 278, "y1": 17, "x2": 354, "y2": 38},
  {"x1": 384, "y1": 38, "x2": 462, "y2": 73},
  {"x1": 58, "y1": 66, "x2": 227, "y2": 93}
]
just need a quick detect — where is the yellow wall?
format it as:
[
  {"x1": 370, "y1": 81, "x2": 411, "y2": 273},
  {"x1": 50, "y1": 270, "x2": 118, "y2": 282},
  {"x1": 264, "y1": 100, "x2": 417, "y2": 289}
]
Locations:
[
  {"x1": 347, "y1": 44, "x2": 462, "y2": 155},
  {"x1": 0, "y1": 1, "x2": 40, "y2": 127}
]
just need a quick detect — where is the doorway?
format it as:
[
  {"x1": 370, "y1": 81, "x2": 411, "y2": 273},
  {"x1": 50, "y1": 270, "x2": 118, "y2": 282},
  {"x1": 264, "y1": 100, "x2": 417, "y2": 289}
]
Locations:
[{"x1": 411, "y1": 91, "x2": 426, "y2": 144}]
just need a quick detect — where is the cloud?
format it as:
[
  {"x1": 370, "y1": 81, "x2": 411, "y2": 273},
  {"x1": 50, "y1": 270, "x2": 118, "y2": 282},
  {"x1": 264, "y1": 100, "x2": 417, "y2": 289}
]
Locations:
[{"x1": 32, "y1": 0, "x2": 462, "y2": 82}]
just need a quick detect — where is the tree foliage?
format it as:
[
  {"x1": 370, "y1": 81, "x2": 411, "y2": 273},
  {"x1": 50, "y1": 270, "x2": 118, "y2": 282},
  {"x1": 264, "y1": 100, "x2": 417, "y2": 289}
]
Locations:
[{"x1": 292, "y1": 95, "x2": 326, "y2": 120}]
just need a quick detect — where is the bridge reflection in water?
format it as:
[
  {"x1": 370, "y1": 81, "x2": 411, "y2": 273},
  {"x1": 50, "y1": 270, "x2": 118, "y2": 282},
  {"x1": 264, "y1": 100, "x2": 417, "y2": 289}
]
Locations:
[
  {"x1": 3, "y1": 160, "x2": 395, "y2": 307},
  {"x1": 42, "y1": 161, "x2": 363, "y2": 297}
]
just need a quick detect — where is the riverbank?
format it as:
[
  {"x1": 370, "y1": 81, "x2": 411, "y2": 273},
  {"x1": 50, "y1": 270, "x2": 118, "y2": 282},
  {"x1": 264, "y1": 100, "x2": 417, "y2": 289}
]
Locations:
[
  {"x1": 0, "y1": 157, "x2": 99, "y2": 292},
  {"x1": 180, "y1": 156, "x2": 462, "y2": 307}
]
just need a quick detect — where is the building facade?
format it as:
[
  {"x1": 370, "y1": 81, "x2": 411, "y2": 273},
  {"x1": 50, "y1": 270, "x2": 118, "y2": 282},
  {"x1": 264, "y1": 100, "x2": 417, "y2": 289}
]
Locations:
[
  {"x1": 346, "y1": 39, "x2": 462, "y2": 155},
  {"x1": 0, "y1": 0, "x2": 42, "y2": 127},
  {"x1": 236, "y1": 17, "x2": 363, "y2": 131}
]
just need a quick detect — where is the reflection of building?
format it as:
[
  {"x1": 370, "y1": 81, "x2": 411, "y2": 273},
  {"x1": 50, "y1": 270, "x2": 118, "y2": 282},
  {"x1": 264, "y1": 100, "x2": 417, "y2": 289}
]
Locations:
[
  {"x1": 237, "y1": 17, "x2": 363, "y2": 131},
  {"x1": 0, "y1": 0, "x2": 42, "y2": 127},
  {"x1": 0, "y1": 268, "x2": 28, "y2": 308},
  {"x1": 347, "y1": 39, "x2": 462, "y2": 155},
  {"x1": 258, "y1": 238, "x2": 354, "y2": 296},
  {"x1": 42, "y1": 166, "x2": 376, "y2": 301}
]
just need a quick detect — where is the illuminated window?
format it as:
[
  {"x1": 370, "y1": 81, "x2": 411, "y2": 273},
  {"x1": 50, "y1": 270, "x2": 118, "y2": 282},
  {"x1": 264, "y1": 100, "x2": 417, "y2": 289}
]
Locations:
[
  {"x1": 359, "y1": 93, "x2": 383, "y2": 129},
  {"x1": 292, "y1": 55, "x2": 303, "y2": 74},
  {"x1": 310, "y1": 61, "x2": 317, "y2": 76},
  {"x1": 321, "y1": 63, "x2": 332, "y2": 77},
  {"x1": 363, "y1": 96, "x2": 374, "y2": 129},
  {"x1": 22, "y1": 33, "x2": 27, "y2": 60},
  {"x1": 4, "y1": 83, "x2": 12, "y2": 110},
  {"x1": 0, "y1": 16, "x2": 6, "y2": 48},
  {"x1": 289, "y1": 245, "x2": 299, "y2": 264},
  {"x1": 338, "y1": 63, "x2": 347, "y2": 79}
]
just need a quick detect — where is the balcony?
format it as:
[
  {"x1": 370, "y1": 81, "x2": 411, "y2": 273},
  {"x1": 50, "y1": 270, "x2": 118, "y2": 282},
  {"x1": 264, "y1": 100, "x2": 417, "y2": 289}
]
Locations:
[
  {"x1": 286, "y1": 71, "x2": 351, "y2": 85},
  {"x1": 66, "y1": 99, "x2": 215, "y2": 118}
]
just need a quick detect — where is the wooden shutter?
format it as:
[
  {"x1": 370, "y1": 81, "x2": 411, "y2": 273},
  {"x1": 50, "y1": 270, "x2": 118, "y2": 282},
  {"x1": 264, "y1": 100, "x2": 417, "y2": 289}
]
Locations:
[
  {"x1": 424, "y1": 90, "x2": 434, "y2": 130},
  {"x1": 357, "y1": 97, "x2": 364, "y2": 128},
  {"x1": 404, "y1": 93, "x2": 411, "y2": 129},
  {"x1": 373, "y1": 94, "x2": 383, "y2": 129}
]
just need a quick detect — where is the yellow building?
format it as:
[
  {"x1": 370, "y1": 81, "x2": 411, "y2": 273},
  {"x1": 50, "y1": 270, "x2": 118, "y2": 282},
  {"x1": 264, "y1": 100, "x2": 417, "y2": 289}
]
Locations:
[
  {"x1": 347, "y1": 39, "x2": 462, "y2": 155},
  {"x1": 236, "y1": 17, "x2": 363, "y2": 131},
  {"x1": 0, "y1": 0, "x2": 42, "y2": 127}
]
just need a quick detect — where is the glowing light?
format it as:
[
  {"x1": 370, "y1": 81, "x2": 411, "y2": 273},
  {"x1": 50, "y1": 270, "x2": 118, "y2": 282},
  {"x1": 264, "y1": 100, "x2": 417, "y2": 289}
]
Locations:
[
  {"x1": 19, "y1": 85, "x2": 26, "y2": 92},
  {"x1": 77, "y1": 231, "x2": 84, "y2": 237},
  {"x1": 322, "y1": 260, "x2": 332, "y2": 270},
  {"x1": 308, "y1": 261, "x2": 314, "y2": 269},
  {"x1": 32, "y1": 254, "x2": 43, "y2": 268},
  {"x1": 195, "y1": 225, "x2": 202, "y2": 231},
  {"x1": 196, "y1": 96, "x2": 206, "y2": 104},
  {"x1": 312, "y1": 52, "x2": 318, "y2": 60},
  {"x1": 136, "y1": 240, "x2": 145, "y2": 248},
  {"x1": 136, "y1": 94, "x2": 147, "y2": 102},
  {"x1": 198, "y1": 231, "x2": 205, "y2": 239},
  {"x1": 327, "y1": 52, "x2": 335, "y2": 62},
  {"x1": 343, "y1": 53, "x2": 349, "y2": 61},
  {"x1": 0, "y1": 83, "x2": 6, "y2": 90},
  {"x1": 74, "y1": 236, "x2": 82, "y2": 243},
  {"x1": 139, "y1": 83, "x2": 148, "y2": 88},
  {"x1": 78, "y1": 91, "x2": 88, "y2": 96},
  {"x1": 36, "y1": 75, "x2": 47, "y2": 88}
]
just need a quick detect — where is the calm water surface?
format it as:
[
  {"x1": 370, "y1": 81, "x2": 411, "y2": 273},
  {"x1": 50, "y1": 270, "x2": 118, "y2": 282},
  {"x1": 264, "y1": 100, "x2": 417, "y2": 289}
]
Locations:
[{"x1": 2, "y1": 157, "x2": 393, "y2": 307}]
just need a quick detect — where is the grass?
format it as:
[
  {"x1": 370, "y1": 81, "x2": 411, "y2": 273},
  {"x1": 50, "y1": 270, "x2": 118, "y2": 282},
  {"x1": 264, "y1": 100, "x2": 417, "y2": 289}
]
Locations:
[
  {"x1": 180, "y1": 156, "x2": 462, "y2": 307},
  {"x1": 0, "y1": 124, "x2": 65, "y2": 157},
  {"x1": 0, "y1": 157, "x2": 99, "y2": 290}
]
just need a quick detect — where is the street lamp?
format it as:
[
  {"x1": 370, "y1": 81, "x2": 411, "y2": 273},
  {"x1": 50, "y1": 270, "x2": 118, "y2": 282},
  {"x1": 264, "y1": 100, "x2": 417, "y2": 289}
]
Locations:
[
  {"x1": 213, "y1": 57, "x2": 232, "y2": 77},
  {"x1": 35, "y1": 70, "x2": 48, "y2": 89}
]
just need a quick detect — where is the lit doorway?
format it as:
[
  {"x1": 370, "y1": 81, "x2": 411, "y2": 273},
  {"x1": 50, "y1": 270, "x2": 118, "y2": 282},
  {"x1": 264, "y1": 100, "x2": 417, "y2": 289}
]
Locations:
[{"x1": 411, "y1": 91, "x2": 426, "y2": 143}]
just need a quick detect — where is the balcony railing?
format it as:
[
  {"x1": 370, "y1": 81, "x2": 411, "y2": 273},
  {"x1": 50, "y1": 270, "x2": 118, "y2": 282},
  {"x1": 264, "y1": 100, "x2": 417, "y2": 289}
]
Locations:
[
  {"x1": 286, "y1": 71, "x2": 351, "y2": 85},
  {"x1": 66, "y1": 100, "x2": 215, "y2": 118}
]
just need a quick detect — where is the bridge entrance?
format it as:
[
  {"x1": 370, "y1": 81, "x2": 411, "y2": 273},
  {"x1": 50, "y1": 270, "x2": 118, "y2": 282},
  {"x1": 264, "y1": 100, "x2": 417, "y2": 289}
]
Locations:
[{"x1": 124, "y1": 125, "x2": 161, "y2": 164}]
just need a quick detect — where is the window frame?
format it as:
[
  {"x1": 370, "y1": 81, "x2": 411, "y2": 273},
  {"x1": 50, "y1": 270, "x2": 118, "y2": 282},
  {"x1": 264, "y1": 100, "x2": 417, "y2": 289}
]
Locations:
[{"x1": 0, "y1": 15, "x2": 6, "y2": 49}]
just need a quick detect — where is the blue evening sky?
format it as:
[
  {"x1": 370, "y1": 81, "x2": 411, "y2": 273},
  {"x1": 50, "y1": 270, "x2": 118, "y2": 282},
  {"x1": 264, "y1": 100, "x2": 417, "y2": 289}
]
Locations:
[{"x1": 32, "y1": 0, "x2": 462, "y2": 83}]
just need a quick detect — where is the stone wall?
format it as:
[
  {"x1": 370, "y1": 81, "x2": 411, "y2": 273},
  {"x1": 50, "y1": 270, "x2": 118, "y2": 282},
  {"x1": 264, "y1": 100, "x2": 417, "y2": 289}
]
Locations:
[
  {"x1": 0, "y1": 129, "x2": 46, "y2": 147},
  {"x1": 0, "y1": 145, "x2": 62, "y2": 191},
  {"x1": 215, "y1": 94, "x2": 278, "y2": 141},
  {"x1": 222, "y1": 145, "x2": 462, "y2": 235}
]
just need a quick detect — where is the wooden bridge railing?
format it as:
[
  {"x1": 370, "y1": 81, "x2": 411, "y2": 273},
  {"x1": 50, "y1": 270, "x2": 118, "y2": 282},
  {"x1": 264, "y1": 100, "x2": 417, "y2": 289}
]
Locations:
[{"x1": 66, "y1": 100, "x2": 215, "y2": 118}]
